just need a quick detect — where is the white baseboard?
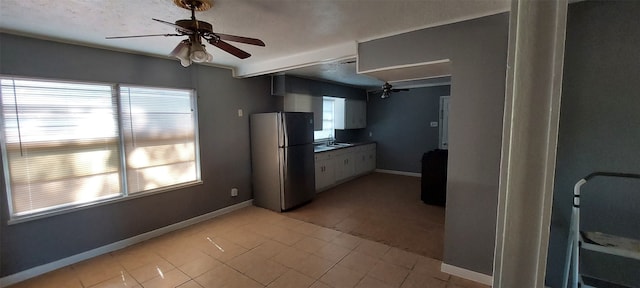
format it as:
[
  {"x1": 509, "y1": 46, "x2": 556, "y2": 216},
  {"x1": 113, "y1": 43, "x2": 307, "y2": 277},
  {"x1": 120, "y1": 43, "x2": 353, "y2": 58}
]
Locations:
[
  {"x1": 375, "y1": 169, "x2": 421, "y2": 177},
  {"x1": 441, "y1": 263, "x2": 493, "y2": 286},
  {"x1": 0, "y1": 199, "x2": 253, "y2": 287}
]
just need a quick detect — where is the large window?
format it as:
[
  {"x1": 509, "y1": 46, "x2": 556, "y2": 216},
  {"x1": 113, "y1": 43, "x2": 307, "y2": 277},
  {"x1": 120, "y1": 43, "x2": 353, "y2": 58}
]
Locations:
[
  {"x1": 1, "y1": 77, "x2": 200, "y2": 220},
  {"x1": 314, "y1": 96, "x2": 336, "y2": 141},
  {"x1": 120, "y1": 86, "x2": 199, "y2": 193}
]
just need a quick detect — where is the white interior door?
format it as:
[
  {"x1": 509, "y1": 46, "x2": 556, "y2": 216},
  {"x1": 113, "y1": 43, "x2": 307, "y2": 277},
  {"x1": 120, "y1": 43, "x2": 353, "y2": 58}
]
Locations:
[{"x1": 439, "y1": 96, "x2": 450, "y2": 149}]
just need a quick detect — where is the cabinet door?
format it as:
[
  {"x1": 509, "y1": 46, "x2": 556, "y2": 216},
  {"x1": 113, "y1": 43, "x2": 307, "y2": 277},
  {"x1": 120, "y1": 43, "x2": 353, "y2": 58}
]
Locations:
[
  {"x1": 334, "y1": 98, "x2": 346, "y2": 129},
  {"x1": 365, "y1": 148, "x2": 376, "y2": 172},
  {"x1": 334, "y1": 154, "x2": 347, "y2": 181},
  {"x1": 334, "y1": 150, "x2": 355, "y2": 181},
  {"x1": 315, "y1": 152, "x2": 335, "y2": 190},
  {"x1": 355, "y1": 100, "x2": 366, "y2": 128},
  {"x1": 361, "y1": 144, "x2": 376, "y2": 172},
  {"x1": 311, "y1": 96, "x2": 323, "y2": 131},
  {"x1": 284, "y1": 93, "x2": 323, "y2": 131},
  {"x1": 322, "y1": 158, "x2": 335, "y2": 189},
  {"x1": 352, "y1": 148, "x2": 366, "y2": 176},
  {"x1": 334, "y1": 99, "x2": 366, "y2": 129},
  {"x1": 347, "y1": 100, "x2": 366, "y2": 129},
  {"x1": 315, "y1": 160, "x2": 325, "y2": 190}
]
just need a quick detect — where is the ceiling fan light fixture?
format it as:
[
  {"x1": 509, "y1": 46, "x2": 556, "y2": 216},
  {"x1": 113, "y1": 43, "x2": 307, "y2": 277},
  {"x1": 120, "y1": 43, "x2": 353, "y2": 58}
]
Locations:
[
  {"x1": 170, "y1": 40, "x2": 193, "y2": 67},
  {"x1": 106, "y1": 0, "x2": 263, "y2": 66},
  {"x1": 190, "y1": 43, "x2": 211, "y2": 63},
  {"x1": 180, "y1": 58, "x2": 193, "y2": 67},
  {"x1": 381, "y1": 91, "x2": 391, "y2": 99}
]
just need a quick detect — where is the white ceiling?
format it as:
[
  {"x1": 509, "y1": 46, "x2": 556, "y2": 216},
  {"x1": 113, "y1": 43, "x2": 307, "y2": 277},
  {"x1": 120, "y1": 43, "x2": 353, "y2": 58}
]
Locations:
[{"x1": 0, "y1": 0, "x2": 509, "y2": 86}]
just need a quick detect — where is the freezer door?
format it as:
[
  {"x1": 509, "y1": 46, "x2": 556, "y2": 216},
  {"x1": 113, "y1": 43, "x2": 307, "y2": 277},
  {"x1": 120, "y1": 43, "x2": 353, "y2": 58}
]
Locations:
[
  {"x1": 281, "y1": 144, "x2": 315, "y2": 210},
  {"x1": 281, "y1": 112, "x2": 314, "y2": 147}
]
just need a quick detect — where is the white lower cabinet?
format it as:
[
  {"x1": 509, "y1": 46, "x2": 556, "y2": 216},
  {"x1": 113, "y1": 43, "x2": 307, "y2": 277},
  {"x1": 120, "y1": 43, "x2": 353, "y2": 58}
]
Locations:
[
  {"x1": 314, "y1": 143, "x2": 376, "y2": 192},
  {"x1": 315, "y1": 152, "x2": 335, "y2": 190},
  {"x1": 354, "y1": 144, "x2": 376, "y2": 175},
  {"x1": 364, "y1": 144, "x2": 376, "y2": 172},
  {"x1": 334, "y1": 149, "x2": 355, "y2": 182}
]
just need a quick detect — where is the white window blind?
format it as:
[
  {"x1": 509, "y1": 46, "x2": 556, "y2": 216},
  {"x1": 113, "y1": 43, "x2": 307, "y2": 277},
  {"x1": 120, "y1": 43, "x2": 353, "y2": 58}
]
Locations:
[
  {"x1": 120, "y1": 86, "x2": 198, "y2": 193},
  {"x1": 1, "y1": 77, "x2": 201, "y2": 219},
  {"x1": 314, "y1": 97, "x2": 336, "y2": 141},
  {"x1": 1, "y1": 79, "x2": 121, "y2": 216}
]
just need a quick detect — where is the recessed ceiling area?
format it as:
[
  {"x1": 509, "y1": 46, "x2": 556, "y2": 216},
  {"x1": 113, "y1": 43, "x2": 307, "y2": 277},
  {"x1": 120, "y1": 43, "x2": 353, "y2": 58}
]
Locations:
[
  {"x1": 283, "y1": 58, "x2": 453, "y2": 90},
  {"x1": 361, "y1": 59, "x2": 451, "y2": 84},
  {"x1": 282, "y1": 59, "x2": 383, "y2": 89},
  {"x1": 0, "y1": 0, "x2": 509, "y2": 79}
]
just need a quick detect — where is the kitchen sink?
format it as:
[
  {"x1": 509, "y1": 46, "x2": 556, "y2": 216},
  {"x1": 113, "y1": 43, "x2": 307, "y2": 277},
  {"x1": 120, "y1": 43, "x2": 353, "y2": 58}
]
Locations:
[
  {"x1": 328, "y1": 143, "x2": 352, "y2": 147},
  {"x1": 314, "y1": 142, "x2": 353, "y2": 152}
]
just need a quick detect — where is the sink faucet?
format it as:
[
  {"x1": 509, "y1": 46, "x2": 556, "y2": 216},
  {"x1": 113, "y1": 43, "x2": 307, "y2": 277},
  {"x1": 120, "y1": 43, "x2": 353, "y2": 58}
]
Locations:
[{"x1": 327, "y1": 134, "x2": 335, "y2": 146}]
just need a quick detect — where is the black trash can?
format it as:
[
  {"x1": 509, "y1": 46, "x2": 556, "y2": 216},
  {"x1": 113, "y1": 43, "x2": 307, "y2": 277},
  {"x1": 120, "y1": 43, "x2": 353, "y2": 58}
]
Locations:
[{"x1": 421, "y1": 149, "x2": 448, "y2": 206}]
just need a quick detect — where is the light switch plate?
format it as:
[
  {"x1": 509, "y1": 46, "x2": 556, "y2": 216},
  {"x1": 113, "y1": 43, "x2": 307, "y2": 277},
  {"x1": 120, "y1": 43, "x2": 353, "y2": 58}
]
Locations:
[
  {"x1": 237, "y1": 109, "x2": 243, "y2": 117},
  {"x1": 430, "y1": 121, "x2": 438, "y2": 127}
]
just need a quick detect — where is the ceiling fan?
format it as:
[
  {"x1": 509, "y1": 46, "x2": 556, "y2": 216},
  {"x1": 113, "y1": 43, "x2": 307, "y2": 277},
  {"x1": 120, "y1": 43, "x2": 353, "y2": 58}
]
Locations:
[
  {"x1": 106, "y1": 0, "x2": 265, "y2": 67},
  {"x1": 380, "y1": 82, "x2": 409, "y2": 99}
]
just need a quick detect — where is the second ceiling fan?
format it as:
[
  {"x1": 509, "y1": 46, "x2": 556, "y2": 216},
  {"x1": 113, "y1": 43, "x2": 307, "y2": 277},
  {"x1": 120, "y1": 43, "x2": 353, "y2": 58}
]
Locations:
[
  {"x1": 380, "y1": 82, "x2": 409, "y2": 99},
  {"x1": 106, "y1": 0, "x2": 265, "y2": 67}
]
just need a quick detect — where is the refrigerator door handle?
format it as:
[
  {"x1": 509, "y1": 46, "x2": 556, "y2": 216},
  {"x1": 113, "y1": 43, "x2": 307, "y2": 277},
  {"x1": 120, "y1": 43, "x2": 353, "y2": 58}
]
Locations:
[
  {"x1": 280, "y1": 113, "x2": 288, "y2": 148},
  {"x1": 279, "y1": 114, "x2": 287, "y2": 210},
  {"x1": 279, "y1": 147, "x2": 286, "y2": 209}
]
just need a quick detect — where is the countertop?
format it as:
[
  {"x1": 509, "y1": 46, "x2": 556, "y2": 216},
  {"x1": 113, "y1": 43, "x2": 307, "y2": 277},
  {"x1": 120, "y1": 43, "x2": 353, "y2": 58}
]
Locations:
[{"x1": 313, "y1": 141, "x2": 375, "y2": 153}]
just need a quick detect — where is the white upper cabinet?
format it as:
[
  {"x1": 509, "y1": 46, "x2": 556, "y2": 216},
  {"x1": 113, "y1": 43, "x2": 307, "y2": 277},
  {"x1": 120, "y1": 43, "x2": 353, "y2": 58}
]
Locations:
[
  {"x1": 334, "y1": 98, "x2": 366, "y2": 129},
  {"x1": 284, "y1": 93, "x2": 323, "y2": 131}
]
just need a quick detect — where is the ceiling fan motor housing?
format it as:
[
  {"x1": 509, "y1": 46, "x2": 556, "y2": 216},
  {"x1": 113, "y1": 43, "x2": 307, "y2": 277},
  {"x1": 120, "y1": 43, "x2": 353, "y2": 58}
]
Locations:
[
  {"x1": 175, "y1": 20, "x2": 214, "y2": 35},
  {"x1": 173, "y1": 0, "x2": 213, "y2": 11}
]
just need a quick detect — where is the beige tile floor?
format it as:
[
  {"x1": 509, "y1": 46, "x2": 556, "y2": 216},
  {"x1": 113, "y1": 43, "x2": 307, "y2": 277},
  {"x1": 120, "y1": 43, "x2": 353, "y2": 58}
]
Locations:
[
  {"x1": 285, "y1": 173, "x2": 446, "y2": 260},
  {"x1": 9, "y1": 206, "x2": 488, "y2": 288}
]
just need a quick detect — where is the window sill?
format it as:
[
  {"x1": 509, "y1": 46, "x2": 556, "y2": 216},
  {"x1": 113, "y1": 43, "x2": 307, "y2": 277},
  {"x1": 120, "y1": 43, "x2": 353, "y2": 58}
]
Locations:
[{"x1": 7, "y1": 180, "x2": 204, "y2": 225}]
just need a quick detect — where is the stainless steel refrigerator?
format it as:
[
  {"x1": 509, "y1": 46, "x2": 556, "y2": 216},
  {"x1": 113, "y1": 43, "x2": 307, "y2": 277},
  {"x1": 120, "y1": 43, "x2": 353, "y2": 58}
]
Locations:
[{"x1": 250, "y1": 112, "x2": 316, "y2": 212}]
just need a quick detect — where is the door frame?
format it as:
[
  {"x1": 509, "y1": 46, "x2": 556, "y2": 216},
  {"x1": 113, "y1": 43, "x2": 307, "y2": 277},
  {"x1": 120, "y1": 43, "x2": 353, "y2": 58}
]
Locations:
[
  {"x1": 492, "y1": 0, "x2": 568, "y2": 286},
  {"x1": 439, "y1": 96, "x2": 450, "y2": 150}
]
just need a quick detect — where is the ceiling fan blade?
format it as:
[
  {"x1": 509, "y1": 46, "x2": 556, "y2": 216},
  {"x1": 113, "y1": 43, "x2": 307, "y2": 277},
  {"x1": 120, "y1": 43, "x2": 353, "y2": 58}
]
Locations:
[
  {"x1": 392, "y1": 89, "x2": 410, "y2": 92},
  {"x1": 215, "y1": 33, "x2": 265, "y2": 46},
  {"x1": 152, "y1": 18, "x2": 193, "y2": 34},
  {"x1": 208, "y1": 39, "x2": 251, "y2": 59},
  {"x1": 106, "y1": 33, "x2": 181, "y2": 39}
]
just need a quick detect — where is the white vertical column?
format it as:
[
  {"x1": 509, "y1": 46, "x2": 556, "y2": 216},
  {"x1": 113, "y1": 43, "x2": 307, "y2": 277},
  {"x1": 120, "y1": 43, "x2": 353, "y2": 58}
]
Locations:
[{"x1": 493, "y1": 0, "x2": 568, "y2": 287}]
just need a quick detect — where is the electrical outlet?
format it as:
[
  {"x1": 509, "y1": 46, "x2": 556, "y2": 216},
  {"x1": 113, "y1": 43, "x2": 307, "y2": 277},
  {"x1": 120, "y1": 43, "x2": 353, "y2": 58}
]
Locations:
[
  {"x1": 430, "y1": 121, "x2": 438, "y2": 127},
  {"x1": 231, "y1": 188, "x2": 238, "y2": 197}
]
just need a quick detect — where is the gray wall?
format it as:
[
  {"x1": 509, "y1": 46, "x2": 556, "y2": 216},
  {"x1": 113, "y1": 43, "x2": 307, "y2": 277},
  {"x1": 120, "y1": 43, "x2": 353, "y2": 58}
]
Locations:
[
  {"x1": 359, "y1": 14, "x2": 509, "y2": 275},
  {"x1": 366, "y1": 86, "x2": 450, "y2": 173},
  {"x1": 545, "y1": 2, "x2": 640, "y2": 287},
  {"x1": 0, "y1": 33, "x2": 276, "y2": 276}
]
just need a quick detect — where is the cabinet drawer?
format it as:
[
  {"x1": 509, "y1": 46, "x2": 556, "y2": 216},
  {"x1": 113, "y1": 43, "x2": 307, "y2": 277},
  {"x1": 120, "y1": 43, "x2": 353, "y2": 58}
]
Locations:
[
  {"x1": 333, "y1": 146, "x2": 356, "y2": 155},
  {"x1": 364, "y1": 143, "x2": 376, "y2": 151},
  {"x1": 315, "y1": 152, "x2": 332, "y2": 161}
]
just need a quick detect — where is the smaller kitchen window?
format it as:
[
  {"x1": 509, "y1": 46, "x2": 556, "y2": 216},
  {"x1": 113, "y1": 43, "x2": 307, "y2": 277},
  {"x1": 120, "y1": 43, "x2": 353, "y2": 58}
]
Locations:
[{"x1": 314, "y1": 96, "x2": 337, "y2": 141}]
